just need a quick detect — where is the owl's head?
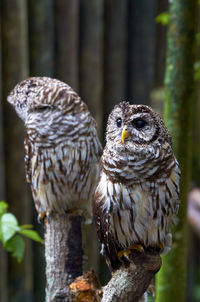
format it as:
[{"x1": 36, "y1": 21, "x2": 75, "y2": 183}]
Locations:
[
  {"x1": 7, "y1": 77, "x2": 94, "y2": 145},
  {"x1": 7, "y1": 77, "x2": 88, "y2": 121},
  {"x1": 106, "y1": 102, "x2": 172, "y2": 153}
]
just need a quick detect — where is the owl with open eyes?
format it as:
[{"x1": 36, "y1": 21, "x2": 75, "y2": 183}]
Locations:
[{"x1": 93, "y1": 102, "x2": 180, "y2": 271}]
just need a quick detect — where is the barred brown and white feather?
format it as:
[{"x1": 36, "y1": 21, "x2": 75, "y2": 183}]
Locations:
[
  {"x1": 93, "y1": 102, "x2": 180, "y2": 270},
  {"x1": 8, "y1": 77, "x2": 102, "y2": 218}
]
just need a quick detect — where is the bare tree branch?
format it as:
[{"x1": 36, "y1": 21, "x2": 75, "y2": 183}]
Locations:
[
  {"x1": 69, "y1": 252, "x2": 161, "y2": 302},
  {"x1": 101, "y1": 252, "x2": 161, "y2": 302}
]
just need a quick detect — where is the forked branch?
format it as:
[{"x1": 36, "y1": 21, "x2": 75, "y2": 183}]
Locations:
[{"x1": 69, "y1": 252, "x2": 161, "y2": 302}]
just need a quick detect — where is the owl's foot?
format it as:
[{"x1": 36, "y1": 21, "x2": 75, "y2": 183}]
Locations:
[
  {"x1": 118, "y1": 244, "x2": 144, "y2": 258},
  {"x1": 118, "y1": 249, "x2": 131, "y2": 258},
  {"x1": 37, "y1": 211, "x2": 50, "y2": 224},
  {"x1": 130, "y1": 243, "x2": 144, "y2": 253},
  {"x1": 37, "y1": 212, "x2": 46, "y2": 224}
]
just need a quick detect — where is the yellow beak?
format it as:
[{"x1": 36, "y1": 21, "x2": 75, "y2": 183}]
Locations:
[{"x1": 121, "y1": 126, "x2": 130, "y2": 143}]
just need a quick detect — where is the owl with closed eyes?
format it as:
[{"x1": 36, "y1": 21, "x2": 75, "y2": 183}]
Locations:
[
  {"x1": 7, "y1": 77, "x2": 102, "y2": 221},
  {"x1": 93, "y1": 102, "x2": 180, "y2": 271}
]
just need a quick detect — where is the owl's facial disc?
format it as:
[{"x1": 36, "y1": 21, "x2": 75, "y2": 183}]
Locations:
[{"x1": 125, "y1": 113, "x2": 158, "y2": 145}]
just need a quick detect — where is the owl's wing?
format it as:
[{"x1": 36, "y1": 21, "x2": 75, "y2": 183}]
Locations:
[
  {"x1": 93, "y1": 190, "x2": 127, "y2": 271},
  {"x1": 24, "y1": 132, "x2": 32, "y2": 183},
  {"x1": 165, "y1": 158, "x2": 181, "y2": 217}
]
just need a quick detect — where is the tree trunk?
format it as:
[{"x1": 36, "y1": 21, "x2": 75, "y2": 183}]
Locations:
[
  {"x1": 45, "y1": 214, "x2": 83, "y2": 302},
  {"x1": 155, "y1": 1, "x2": 197, "y2": 301}
]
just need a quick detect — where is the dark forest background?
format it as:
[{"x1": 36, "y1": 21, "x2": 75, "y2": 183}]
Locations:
[{"x1": 0, "y1": 0, "x2": 200, "y2": 301}]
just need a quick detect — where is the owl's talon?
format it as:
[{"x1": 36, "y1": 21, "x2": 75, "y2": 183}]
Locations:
[
  {"x1": 46, "y1": 211, "x2": 50, "y2": 222},
  {"x1": 130, "y1": 244, "x2": 144, "y2": 253},
  {"x1": 118, "y1": 249, "x2": 131, "y2": 258},
  {"x1": 118, "y1": 243, "x2": 144, "y2": 258},
  {"x1": 37, "y1": 211, "x2": 51, "y2": 224},
  {"x1": 157, "y1": 242, "x2": 164, "y2": 253},
  {"x1": 37, "y1": 212, "x2": 47, "y2": 224}
]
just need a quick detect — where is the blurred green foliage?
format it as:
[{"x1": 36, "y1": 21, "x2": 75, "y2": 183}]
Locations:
[
  {"x1": 155, "y1": 12, "x2": 169, "y2": 26},
  {"x1": 193, "y1": 270, "x2": 200, "y2": 302},
  {"x1": 194, "y1": 33, "x2": 200, "y2": 81},
  {"x1": 148, "y1": 294, "x2": 155, "y2": 301},
  {"x1": 0, "y1": 201, "x2": 43, "y2": 262},
  {"x1": 194, "y1": 61, "x2": 200, "y2": 81}
]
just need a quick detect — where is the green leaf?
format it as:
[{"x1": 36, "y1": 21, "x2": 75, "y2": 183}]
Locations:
[
  {"x1": 0, "y1": 201, "x2": 8, "y2": 216},
  {"x1": 155, "y1": 12, "x2": 169, "y2": 26},
  {"x1": 20, "y1": 224, "x2": 33, "y2": 230},
  {"x1": 1, "y1": 213, "x2": 19, "y2": 242},
  {"x1": 19, "y1": 229, "x2": 43, "y2": 243},
  {"x1": 5, "y1": 235, "x2": 25, "y2": 262}
]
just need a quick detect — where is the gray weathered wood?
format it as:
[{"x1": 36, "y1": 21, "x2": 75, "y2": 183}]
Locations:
[
  {"x1": 45, "y1": 213, "x2": 83, "y2": 302},
  {"x1": 101, "y1": 253, "x2": 161, "y2": 302}
]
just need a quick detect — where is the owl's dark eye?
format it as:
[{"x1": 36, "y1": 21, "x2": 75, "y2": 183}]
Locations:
[
  {"x1": 133, "y1": 119, "x2": 146, "y2": 129},
  {"x1": 35, "y1": 106, "x2": 53, "y2": 112},
  {"x1": 116, "y1": 117, "x2": 122, "y2": 128}
]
